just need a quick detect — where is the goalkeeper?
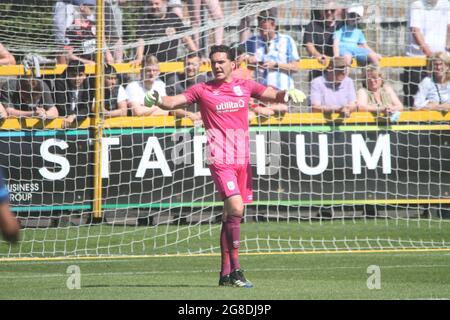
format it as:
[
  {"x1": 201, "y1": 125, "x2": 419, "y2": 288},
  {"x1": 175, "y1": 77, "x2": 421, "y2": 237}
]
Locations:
[
  {"x1": 144, "y1": 45, "x2": 305, "y2": 288},
  {"x1": 0, "y1": 170, "x2": 20, "y2": 244}
]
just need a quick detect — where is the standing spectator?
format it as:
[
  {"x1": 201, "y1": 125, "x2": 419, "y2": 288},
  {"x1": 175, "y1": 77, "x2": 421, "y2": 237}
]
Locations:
[
  {"x1": 303, "y1": 1, "x2": 342, "y2": 80},
  {"x1": 0, "y1": 78, "x2": 58, "y2": 119},
  {"x1": 244, "y1": 10, "x2": 300, "y2": 115},
  {"x1": 310, "y1": 57, "x2": 357, "y2": 116},
  {"x1": 357, "y1": 65, "x2": 404, "y2": 114},
  {"x1": 126, "y1": 55, "x2": 168, "y2": 116},
  {"x1": 92, "y1": 64, "x2": 128, "y2": 117},
  {"x1": 53, "y1": 0, "x2": 76, "y2": 64},
  {"x1": 187, "y1": 0, "x2": 224, "y2": 51},
  {"x1": 413, "y1": 52, "x2": 450, "y2": 110},
  {"x1": 403, "y1": 0, "x2": 450, "y2": 108},
  {"x1": 55, "y1": 60, "x2": 91, "y2": 128},
  {"x1": 132, "y1": 0, "x2": 198, "y2": 66},
  {"x1": 105, "y1": 0, "x2": 126, "y2": 63},
  {"x1": 0, "y1": 43, "x2": 16, "y2": 65},
  {"x1": 333, "y1": 4, "x2": 381, "y2": 66},
  {"x1": 238, "y1": 2, "x2": 277, "y2": 43},
  {"x1": 165, "y1": 53, "x2": 207, "y2": 121}
]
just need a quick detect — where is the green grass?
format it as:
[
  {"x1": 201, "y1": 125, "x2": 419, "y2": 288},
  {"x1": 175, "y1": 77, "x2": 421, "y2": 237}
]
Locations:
[
  {"x1": 0, "y1": 219, "x2": 450, "y2": 299},
  {"x1": 0, "y1": 251, "x2": 449, "y2": 299},
  {"x1": 1, "y1": 219, "x2": 450, "y2": 257}
]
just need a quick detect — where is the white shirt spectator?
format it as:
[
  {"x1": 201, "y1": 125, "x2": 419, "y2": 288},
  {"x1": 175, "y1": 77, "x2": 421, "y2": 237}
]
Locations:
[
  {"x1": 414, "y1": 76, "x2": 450, "y2": 108},
  {"x1": 125, "y1": 79, "x2": 167, "y2": 105},
  {"x1": 406, "y1": 0, "x2": 450, "y2": 56}
]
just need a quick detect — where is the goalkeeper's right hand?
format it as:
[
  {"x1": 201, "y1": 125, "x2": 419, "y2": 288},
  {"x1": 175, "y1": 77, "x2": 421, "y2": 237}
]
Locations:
[{"x1": 144, "y1": 90, "x2": 162, "y2": 107}]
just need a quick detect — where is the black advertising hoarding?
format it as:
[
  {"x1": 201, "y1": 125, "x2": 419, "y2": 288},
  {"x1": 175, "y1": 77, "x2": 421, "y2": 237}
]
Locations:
[{"x1": 0, "y1": 125, "x2": 449, "y2": 212}]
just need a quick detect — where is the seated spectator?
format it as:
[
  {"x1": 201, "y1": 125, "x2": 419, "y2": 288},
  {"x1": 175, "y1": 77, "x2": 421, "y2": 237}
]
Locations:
[
  {"x1": 0, "y1": 78, "x2": 58, "y2": 119},
  {"x1": 165, "y1": 53, "x2": 206, "y2": 121},
  {"x1": 413, "y1": 52, "x2": 450, "y2": 111},
  {"x1": 310, "y1": 57, "x2": 357, "y2": 116},
  {"x1": 303, "y1": 1, "x2": 342, "y2": 80},
  {"x1": 357, "y1": 65, "x2": 404, "y2": 114},
  {"x1": 0, "y1": 43, "x2": 16, "y2": 65},
  {"x1": 126, "y1": 55, "x2": 168, "y2": 116},
  {"x1": 244, "y1": 10, "x2": 300, "y2": 116},
  {"x1": 0, "y1": 102, "x2": 7, "y2": 119},
  {"x1": 91, "y1": 64, "x2": 128, "y2": 117},
  {"x1": 55, "y1": 60, "x2": 91, "y2": 128},
  {"x1": 333, "y1": 4, "x2": 381, "y2": 66}
]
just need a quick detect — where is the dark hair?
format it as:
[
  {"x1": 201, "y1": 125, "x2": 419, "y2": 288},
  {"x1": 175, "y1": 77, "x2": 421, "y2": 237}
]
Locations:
[
  {"x1": 104, "y1": 63, "x2": 116, "y2": 75},
  {"x1": 19, "y1": 78, "x2": 42, "y2": 93},
  {"x1": 185, "y1": 52, "x2": 201, "y2": 62},
  {"x1": 257, "y1": 9, "x2": 277, "y2": 24},
  {"x1": 209, "y1": 45, "x2": 235, "y2": 61},
  {"x1": 66, "y1": 60, "x2": 86, "y2": 75}
]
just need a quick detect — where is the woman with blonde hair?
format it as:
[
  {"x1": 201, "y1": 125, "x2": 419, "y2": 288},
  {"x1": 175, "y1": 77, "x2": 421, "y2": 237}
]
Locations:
[
  {"x1": 357, "y1": 65, "x2": 403, "y2": 114},
  {"x1": 413, "y1": 52, "x2": 450, "y2": 111}
]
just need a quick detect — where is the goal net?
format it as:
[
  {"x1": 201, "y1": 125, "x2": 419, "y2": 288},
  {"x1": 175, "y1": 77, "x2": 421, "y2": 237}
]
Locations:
[{"x1": 0, "y1": 0, "x2": 449, "y2": 259}]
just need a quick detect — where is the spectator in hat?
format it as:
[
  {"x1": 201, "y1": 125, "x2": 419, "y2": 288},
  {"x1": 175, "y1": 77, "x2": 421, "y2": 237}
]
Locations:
[
  {"x1": 310, "y1": 57, "x2": 357, "y2": 116},
  {"x1": 333, "y1": 4, "x2": 381, "y2": 66}
]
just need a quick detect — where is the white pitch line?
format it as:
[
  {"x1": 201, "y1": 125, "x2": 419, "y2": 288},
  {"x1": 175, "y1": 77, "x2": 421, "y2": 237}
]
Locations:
[{"x1": 0, "y1": 264, "x2": 448, "y2": 280}]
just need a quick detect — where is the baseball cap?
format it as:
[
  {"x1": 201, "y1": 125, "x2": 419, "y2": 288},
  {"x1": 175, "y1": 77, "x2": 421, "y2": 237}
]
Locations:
[
  {"x1": 347, "y1": 4, "x2": 364, "y2": 17},
  {"x1": 327, "y1": 57, "x2": 349, "y2": 71}
]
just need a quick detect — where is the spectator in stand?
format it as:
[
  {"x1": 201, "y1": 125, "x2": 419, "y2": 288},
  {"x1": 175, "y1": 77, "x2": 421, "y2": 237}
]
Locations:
[
  {"x1": 132, "y1": 0, "x2": 198, "y2": 66},
  {"x1": 105, "y1": 0, "x2": 126, "y2": 63},
  {"x1": 165, "y1": 53, "x2": 207, "y2": 121},
  {"x1": 0, "y1": 43, "x2": 16, "y2": 65},
  {"x1": 55, "y1": 60, "x2": 91, "y2": 128},
  {"x1": 0, "y1": 103, "x2": 7, "y2": 119},
  {"x1": 333, "y1": 4, "x2": 381, "y2": 66},
  {"x1": 310, "y1": 57, "x2": 357, "y2": 116},
  {"x1": 0, "y1": 78, "x2": 58, "y2": 119},
  {"x1": 244, "y1": 10, "x2": 300, "y2": 116},
  {"x1": 303, "y1": 1, "x2": 342, "y2": 80},
  {"x1": 91, "y1": 64, "x2": 128, "y2": 117},
  {"x1": 357, "y1": 65, "x2": 404, "y2": 114},
  {"x1": 413, "y1": 52, "x2": 450, "y2": 111},
  {"x1": 238, "y1": 2, "x2": 277, "y2": 43},
  {"x1": 53, "y1": 0, "x2": 76, "y2": 64},
  {"x1": 126, "y1": 55, "x2": 168, "y2": 116},
  {"x1": 187, "y1": 0, "x2": 224, "y2": 51},
  {"x1": 403, "y1": 0, "x2": 450, "y2": 108}
]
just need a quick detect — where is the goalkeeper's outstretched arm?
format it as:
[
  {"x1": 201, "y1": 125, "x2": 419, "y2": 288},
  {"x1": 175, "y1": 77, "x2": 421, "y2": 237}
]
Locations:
[
  {"x1": 144, "y1": 90, "x2": 189, "y2": 111},
  {"x1": 259, "y1": 86, "x2": 306, "y2": 104}
]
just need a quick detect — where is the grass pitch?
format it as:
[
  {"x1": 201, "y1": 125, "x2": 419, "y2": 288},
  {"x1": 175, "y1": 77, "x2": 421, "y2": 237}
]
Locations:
[{"x1": 1, "y1": 219, "x2": 450, "y2": 299}]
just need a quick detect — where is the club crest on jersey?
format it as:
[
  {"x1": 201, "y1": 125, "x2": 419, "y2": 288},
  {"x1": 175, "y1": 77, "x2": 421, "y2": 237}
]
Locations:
[
  {"x1": 227, "y1": 181, "x2": 236, "y2": 191},
  {"x1": 233, "y1": 86, "x2": 243, "y2": 96}
]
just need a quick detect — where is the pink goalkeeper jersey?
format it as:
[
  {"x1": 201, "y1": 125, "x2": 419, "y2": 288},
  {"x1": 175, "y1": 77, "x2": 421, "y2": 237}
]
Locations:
[{"x1": 183, "y1": 78, "x2": 267, "y2": 165}]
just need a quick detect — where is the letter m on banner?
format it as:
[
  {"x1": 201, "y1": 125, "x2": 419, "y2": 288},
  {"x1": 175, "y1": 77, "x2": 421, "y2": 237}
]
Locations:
[{"x1": 351, "y1": 134, "x2": 391, "y2": 174}]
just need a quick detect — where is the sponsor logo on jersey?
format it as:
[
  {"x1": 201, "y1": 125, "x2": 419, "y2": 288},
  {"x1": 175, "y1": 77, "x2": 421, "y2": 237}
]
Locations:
[
  {"x1": 215, "y1": 99, "x2": 245, "y2": 113},
  {"x1": 212, "y1": 90, "x2": 220, "y2": 96},
  {"x1": 233, "y1": 86, "x2": 243, "y2": 96},
  {"x1": 227, "y1": 181, "x2": 235, "y2": 191}
]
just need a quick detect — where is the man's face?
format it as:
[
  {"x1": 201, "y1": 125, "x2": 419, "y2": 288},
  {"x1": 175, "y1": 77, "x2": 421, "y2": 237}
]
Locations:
[
  {"x1": 185, "y1": 56, "x2": 201, "y2": 78},
  {"x1": 150, "y1": 0, "x2": 167, "y2": 18},
  {"x1": 105, "y1": 74, "x2": 118, "y2": 88},
  {"x1": 68, "y1": 71, "x2": 87, "y2": 88},
  {"x1": 258, "y1": 19, "x2": 276, "y2": 41},
  {"x1": 210, "y1": 52, "x2": 234, "y2": 81},
  {"x1": 143, "y1": 64, "x2": 161, "y2": 81}
]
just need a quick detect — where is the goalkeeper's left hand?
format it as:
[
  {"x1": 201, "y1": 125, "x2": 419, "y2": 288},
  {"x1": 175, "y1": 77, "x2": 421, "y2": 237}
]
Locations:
[
  {"x1": 144, "y1": 90, "x2": 162, "y2": 107},
  {"x1": 284, "y1": 88, "x2": 306, "y2": 104}
]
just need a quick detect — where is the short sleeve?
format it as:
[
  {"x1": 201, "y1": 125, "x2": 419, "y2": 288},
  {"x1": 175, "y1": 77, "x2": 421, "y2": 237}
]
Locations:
[
  {"x1": 247, "y1": 80, "x2": 267, "y2": 99},
  {"x1": 310, "y1": 78, "x2": 322, "y2": 105},
  {"x1": 287, "y1": 36, "x2": 300, "y2": 62},
  {"x1": 409, "y1": 2, "x2": 423, "y2": 29},
  {"x1": 357, "y1": 30, "x2": 367, "y2": 45},
  {"x1": 244, "y1": 36, "x2": 257, "y2": 55},
  {"x1": 183, "y1": 83, "x2": 203, "y2": 105},
  {"x1": 117, "y1": 85, "x2": 128, "y2": 103},
  {"x1": 333, "y1": 29, "x2": 342, "y2": 41}
]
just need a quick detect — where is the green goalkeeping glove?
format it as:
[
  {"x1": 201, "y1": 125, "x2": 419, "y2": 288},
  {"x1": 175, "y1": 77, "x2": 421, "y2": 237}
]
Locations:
[
  {"x1": 144, "y1": 90, "x2": 162, "y2": 107},
  {"x1": 284, "y1": 88, "x2": 306, "y2": 104}
]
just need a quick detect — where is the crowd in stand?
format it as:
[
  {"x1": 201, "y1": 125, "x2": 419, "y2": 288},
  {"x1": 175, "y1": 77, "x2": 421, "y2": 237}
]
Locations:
[{"x1": 0, "y1": 0, "x2": 449, "y2": 124}]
